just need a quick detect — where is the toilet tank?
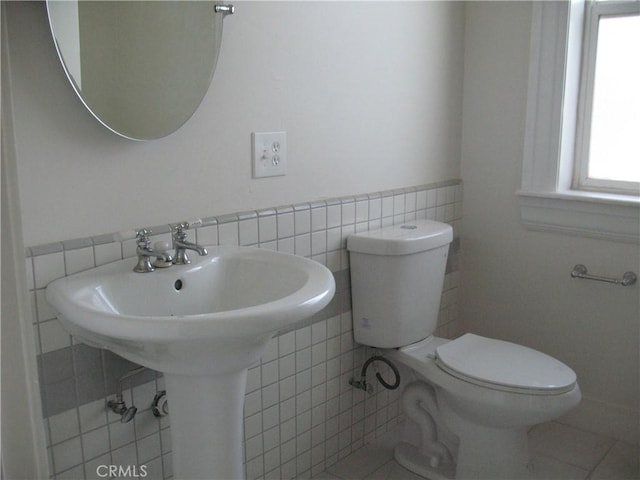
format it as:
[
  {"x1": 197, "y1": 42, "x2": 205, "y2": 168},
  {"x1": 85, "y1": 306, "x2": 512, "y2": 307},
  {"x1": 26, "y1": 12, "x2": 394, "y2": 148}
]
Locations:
[{"x1": 347, "y1": 220, "x2": 453, "y2": 348}]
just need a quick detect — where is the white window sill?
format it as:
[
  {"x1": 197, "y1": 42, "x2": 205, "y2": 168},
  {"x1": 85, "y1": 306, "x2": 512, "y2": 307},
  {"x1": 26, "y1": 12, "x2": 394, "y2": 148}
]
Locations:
[{"x1": 517, "y1": 190, "x2": 640, "y2": 243}]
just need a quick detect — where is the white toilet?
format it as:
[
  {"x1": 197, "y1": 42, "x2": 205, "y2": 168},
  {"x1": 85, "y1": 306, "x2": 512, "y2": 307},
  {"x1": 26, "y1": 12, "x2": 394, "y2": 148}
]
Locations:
[{"x1": 347, "y1": 220, "x2": 581, "y2": 480}]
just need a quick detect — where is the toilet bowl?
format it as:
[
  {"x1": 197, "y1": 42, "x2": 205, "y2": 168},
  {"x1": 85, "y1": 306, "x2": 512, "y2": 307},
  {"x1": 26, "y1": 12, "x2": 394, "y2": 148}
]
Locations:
[
  {"x1": 347, "y1": 220, "x2": 581, "y2": 480},
  {"x1": 386, "y1": 335, "x2": 580, "y2": 479}
]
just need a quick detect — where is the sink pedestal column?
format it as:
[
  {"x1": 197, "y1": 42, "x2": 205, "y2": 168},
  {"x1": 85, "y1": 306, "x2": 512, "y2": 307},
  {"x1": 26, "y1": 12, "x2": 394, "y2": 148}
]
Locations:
[{"x1": 164, "y1": 370, "x2": 248, "y2": 479}]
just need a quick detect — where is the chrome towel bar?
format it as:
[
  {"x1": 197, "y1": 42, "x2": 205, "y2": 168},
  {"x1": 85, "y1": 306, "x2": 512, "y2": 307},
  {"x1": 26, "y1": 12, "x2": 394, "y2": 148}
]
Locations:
[{"x1": 571, "y1": 264, "x2": 637, "y2": 286}]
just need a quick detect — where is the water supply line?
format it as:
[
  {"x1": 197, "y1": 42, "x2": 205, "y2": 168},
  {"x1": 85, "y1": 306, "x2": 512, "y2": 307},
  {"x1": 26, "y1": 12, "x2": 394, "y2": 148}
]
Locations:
[
  {"x1": 350, "y1": 355, "x2": 400, "y2": 392},
  {"x1": 107, "y1": 366, "x2": 148, "y2": 423}
]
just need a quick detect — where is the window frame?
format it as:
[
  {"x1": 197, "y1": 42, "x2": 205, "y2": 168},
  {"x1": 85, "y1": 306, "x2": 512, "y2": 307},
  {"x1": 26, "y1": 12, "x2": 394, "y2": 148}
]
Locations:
[
  {"x1": 573, "y1": 0, "x2": 640, "y2": 195},
  {"x1": 517, "y1": 0, "x2": 639, "y2": 244}
]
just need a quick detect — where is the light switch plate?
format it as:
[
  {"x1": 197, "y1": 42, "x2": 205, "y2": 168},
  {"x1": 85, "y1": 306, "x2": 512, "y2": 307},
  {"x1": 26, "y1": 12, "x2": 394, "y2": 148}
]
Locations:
[{"x1": 252, "y1": 131, "x2": 287, "y2": 178}]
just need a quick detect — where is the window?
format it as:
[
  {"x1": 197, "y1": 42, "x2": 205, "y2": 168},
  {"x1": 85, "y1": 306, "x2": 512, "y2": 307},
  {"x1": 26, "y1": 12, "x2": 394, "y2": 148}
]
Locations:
[
  {"x1": 574, "y1": 1, "x2": 640, "y2": 195},
  {"x1": 518, "y1": 0, "x2": 639, "y2": 243}
]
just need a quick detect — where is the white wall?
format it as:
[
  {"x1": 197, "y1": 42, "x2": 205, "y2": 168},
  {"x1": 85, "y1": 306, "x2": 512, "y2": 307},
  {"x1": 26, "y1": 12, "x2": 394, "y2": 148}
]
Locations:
[
  {"x1": 9, "y1": 0, "x2": 636, "y2": 449},
  {"x1": 460, "y1": 2, "x2": 639, "y2": 443},
  {"x1": 6, "y1": 1, "x2": 464, "y2": 247}
]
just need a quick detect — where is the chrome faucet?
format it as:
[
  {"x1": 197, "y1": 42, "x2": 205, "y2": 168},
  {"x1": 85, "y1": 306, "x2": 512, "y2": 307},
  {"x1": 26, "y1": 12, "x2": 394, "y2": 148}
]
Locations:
[
  {"x1": 134, "y1": 229, "x2": 173, "y2": 273},
  {"x1": 172, "y1": 223, "x2": 208, "y2": 265}
]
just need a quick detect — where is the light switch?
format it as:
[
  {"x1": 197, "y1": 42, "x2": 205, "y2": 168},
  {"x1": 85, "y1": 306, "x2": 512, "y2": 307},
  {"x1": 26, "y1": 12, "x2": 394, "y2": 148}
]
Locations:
[{"x1": 252, "y1": 132, "x2": 287, "y2": 178}]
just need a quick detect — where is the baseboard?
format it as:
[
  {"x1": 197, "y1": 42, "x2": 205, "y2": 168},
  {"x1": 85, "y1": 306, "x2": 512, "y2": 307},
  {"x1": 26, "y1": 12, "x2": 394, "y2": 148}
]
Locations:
[{"x1": 556, "y1": 396, "x2": 639, "y2": 445}]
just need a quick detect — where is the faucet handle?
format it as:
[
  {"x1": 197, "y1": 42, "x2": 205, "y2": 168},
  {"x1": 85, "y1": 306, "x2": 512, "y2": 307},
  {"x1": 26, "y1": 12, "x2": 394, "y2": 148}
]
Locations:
[
  {"x1": 171, "y1": 223, "x2": 188, "y2": 242},
  {"x1": 171, "y1": 219, "x2": 202, "y2": 232},
  {"x1": 171, "y1": 219, "x2": 202, "y2": 240},
  {"x1": 136, "y1": 228, "x2": 153, "y2": 245}
]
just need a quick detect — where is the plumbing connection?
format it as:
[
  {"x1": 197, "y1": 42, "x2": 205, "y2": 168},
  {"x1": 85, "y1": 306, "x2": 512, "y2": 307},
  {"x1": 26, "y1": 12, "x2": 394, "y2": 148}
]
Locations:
[
  {"x1": 107, "y1": 366, "x2": 168, "y2": 423},
  {"x1": 350, "y1": 355, "x2": 401, "y2": 392}
]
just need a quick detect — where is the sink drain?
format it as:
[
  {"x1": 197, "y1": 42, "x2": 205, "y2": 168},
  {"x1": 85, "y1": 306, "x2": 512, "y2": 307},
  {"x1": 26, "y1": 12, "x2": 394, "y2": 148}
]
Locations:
[{"x1": 174, "y1": 279, "x2": 184, "y2": 291}]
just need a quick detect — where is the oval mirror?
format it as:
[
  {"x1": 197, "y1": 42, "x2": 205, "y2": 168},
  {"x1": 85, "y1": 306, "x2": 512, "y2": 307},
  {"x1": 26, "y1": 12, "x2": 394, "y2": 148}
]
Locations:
[{"x1": 46, "y1": 1, "x2": 232, "y2": 140}]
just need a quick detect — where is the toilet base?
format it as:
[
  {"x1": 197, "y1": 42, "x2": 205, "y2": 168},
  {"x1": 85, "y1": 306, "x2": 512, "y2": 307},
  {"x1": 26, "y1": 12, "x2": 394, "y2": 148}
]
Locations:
[
  {"x1": 451, "y1": 421, "x2": 531, "y2": 480},
  {"x1": 395, "y1": 442, "x2": 455, "y2": 480}
]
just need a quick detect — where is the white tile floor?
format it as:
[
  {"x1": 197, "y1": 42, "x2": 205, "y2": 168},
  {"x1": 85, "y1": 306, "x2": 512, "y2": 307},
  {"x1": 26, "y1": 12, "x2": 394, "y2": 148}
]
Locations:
[{"x1": 318, "y1": 422, "x2": 639, "y2": 480}]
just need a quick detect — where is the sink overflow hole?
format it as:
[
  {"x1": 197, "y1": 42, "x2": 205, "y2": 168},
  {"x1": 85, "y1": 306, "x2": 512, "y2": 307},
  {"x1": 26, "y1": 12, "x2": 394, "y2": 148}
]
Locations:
[{"x1": 174, "y1": 279, "x2": 183, "y2": 291}]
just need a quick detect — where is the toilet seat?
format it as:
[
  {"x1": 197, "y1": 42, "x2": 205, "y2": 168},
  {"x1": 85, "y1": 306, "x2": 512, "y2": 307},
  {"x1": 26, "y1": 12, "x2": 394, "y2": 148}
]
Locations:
[{"x1": 435, "y1": 334, "x2": 577, "y2": 395}]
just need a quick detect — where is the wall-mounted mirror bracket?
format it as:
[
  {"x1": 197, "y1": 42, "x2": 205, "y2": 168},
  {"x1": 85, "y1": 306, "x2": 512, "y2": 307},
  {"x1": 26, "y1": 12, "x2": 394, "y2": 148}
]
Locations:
[{"x1": 214, "y1": 4, "x2": 235, "y2": 16}]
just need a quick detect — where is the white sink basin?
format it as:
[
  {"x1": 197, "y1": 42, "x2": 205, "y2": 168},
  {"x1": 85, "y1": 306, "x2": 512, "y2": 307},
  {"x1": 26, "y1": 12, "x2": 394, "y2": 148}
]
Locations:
[
  {"x1": 46, "y1": 245, "x2": 335, "y2": 479},
  {"x1": 46, "y1": 245, "x2": 335, "y2": 375}
]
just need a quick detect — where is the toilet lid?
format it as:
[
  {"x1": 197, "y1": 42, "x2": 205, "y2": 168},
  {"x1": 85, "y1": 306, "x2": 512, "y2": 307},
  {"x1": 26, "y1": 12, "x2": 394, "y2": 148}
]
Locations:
[{"x1": 435, "y1": 334, "x2": 577, "y2": 394}]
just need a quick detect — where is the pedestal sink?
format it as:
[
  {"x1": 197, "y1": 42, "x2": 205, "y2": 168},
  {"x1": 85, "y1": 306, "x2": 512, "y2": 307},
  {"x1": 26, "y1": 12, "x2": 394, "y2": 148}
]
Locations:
[{"x1": 46, "y1": 245, "x2": 336, "y2": 479}]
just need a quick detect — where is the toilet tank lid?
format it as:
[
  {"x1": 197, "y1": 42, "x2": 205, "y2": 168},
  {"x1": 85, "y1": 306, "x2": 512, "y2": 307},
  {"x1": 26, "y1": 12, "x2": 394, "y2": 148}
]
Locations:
[{"x1": 347, "y1": 220, "x2": 453, "y2": 256}]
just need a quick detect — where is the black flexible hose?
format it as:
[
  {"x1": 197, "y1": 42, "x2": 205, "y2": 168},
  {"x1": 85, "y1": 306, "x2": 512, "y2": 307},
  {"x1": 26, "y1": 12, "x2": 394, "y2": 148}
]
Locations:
[{"x1": 360, "y1": 355, "x2": 401, "y2": 390}]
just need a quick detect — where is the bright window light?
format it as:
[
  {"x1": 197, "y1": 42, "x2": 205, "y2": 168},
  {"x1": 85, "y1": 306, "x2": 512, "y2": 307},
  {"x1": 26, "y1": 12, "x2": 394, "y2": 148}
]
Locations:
[{"x1": 588, "y1": 14, "x2": 640, "y2": 183}]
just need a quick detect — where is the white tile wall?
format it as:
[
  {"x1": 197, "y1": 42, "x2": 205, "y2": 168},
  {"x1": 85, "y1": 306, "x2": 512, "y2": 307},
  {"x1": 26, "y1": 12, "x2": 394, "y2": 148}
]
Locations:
[{"x1": 27, "y1": 181, "x2": 463, "y2": 479}]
